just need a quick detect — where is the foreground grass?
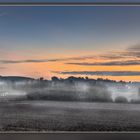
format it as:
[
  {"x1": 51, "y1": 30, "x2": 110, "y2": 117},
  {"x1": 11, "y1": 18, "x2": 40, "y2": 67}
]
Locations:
[{"x1": 1, "y1": 101, "x2": 140, "y2": 131}]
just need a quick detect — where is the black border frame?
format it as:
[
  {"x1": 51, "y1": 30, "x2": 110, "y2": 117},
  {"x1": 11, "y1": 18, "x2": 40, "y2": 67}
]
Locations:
[{"x1": 0, "y1": 2, "x2": 140, "y2": 6}]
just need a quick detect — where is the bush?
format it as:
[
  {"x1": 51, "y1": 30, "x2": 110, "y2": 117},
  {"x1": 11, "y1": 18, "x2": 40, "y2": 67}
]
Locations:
[
  {"x1": 114, "y1": 96, "x2": 128, "y2": 103},
  {"x1": 26, "y1": 84, "x2": 113, "y2": 102},
  {"x1": 84, "y1": 86, "x2": 113, "y2": 102},
  {"x1": 130, "y1": 99, "x2": 140, "y2": 104},
  {"x1": 26, "y1": 89, "x2": 78, "y2": 101}
]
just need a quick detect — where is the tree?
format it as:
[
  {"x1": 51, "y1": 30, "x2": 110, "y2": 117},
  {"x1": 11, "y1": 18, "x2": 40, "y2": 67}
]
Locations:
[
  {"x1": 39, "y1": 77, "x2": 44, "y2": 81},
  {"x1": 51, "y1": 76, "x2": 59, "y2": 82},
  {"x1": 114, "y1": 96, "x2": 128, "y2": 103}
]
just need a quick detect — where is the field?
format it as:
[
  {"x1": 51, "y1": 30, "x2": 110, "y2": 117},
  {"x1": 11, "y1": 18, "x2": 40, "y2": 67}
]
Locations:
[{"x1": 1, "y1": 101, "x2": 140, "y2": 131}]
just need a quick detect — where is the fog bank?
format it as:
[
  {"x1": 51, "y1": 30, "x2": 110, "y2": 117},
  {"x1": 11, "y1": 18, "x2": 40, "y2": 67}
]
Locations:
[{"x1": 0, "y1": 78, "x2": 139, "y2": 103}]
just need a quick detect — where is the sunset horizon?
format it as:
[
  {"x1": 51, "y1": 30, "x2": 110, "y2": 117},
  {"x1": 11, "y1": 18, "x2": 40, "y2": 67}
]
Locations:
[{"x1": 0, "y1": 6, "x2": 140, "y2": 82}]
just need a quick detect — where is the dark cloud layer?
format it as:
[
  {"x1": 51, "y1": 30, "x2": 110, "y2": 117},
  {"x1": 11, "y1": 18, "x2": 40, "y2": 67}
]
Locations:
[
  {"x1": 55, "y1": 71, "x2": 140, "y2": 76},
  {"x1": 0, "y1": 67, "x2": 5, "y2": 69},
  {"x1": 66, "y1": 45, "x2": 140, "y2": 66},
  {"x1": 127, "y1": 45, "x2": 140, "y2": 51},
  {"x1": 66, "y1": 60, "x2": 140, "y2": 66},
  {"x1": 0, "y1": 44, "x2": 140, "y2": 65},
  {"x1": 0, "y1": 56, "x2": 97, "y2": 64},
  {"x1": 0, "y1": 59, "x2": 64, "y2": 64}
]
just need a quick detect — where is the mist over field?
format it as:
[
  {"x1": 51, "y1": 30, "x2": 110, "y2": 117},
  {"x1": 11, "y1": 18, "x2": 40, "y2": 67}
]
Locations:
[
  {"x1": 0, "y1": 76, "x2": 139, "y2": 103},
  {"x1": 0, "y1": 76, "x2": 140, "y2": 131}
]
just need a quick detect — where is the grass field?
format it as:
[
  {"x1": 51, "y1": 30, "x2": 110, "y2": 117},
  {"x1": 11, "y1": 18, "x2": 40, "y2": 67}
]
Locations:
[{"x1": 1, "y1": 101, "x2": 140, "y2": 131}]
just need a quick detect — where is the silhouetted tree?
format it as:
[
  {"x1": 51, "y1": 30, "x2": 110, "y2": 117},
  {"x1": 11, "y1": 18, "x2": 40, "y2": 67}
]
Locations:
[
  {"x1": 114, "y1": 96, "x2": 128, "y2": 103},
  {"x1": 52, "y1": 76, "x2": 59, "y2": 82},
  {"x1": 39, "y1": 77, "x2": 44, "y2": 81}
]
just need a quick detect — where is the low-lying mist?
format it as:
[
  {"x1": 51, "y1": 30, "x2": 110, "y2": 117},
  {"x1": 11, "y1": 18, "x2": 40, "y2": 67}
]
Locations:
[{"x1": 0, "y1": 79, "x2": 140, "y2": 103}]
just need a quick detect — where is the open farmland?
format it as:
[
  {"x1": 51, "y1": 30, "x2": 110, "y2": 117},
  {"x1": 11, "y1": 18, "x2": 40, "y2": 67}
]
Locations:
[{"x1": 1, "y1": 101, "x2": 140, "y2": 131}]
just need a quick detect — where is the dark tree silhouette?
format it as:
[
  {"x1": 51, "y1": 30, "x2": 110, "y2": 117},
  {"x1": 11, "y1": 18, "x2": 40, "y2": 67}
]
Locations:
[
  {"x1": 52, "y1": 76, "x2": 59, "y2": 82},
  {"x1": 115, "y1": 96, "x2": 128, "y2": 103}
]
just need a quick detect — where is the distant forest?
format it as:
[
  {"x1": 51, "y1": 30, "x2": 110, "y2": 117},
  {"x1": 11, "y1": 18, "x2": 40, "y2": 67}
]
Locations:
[
  {"x1": 0, "y1": 76, "x2": 140, "y2": 103},
  {"x1": 0, "y1": 75, "x2": 139, "y2": 84}
]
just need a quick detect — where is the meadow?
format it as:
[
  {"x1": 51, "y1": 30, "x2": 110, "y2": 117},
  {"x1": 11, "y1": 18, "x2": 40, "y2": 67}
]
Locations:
[
  {"x1": 0, "y1": 77, "x2": 140, "y2": 131},
  {"x1": 1, "y1": 101, "x2": 140, "y2": 131}
]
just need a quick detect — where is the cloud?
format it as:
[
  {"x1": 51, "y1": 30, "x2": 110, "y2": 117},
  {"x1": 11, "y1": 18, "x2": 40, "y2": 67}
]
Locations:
[
  {"x1": 65, "y1": 45, "x2": 140, "y2": 66},
  {"x1": 124, "y1": 45, "x2": 140, "y2": 58},
  {"x1": 98, "y1": 44, "x2": 140, "y2": 60},
  {"x1": 66, "y1": 60, "x2": 140, "y2": 66},
  {"x1": 127, "y1": 45, "x2": 140, "y2": 51},
  {"x1": 0, "y1": 67, "x2": 6, "y2": 69},
  {"x1": 54, "y1": 71, "x2": 140, "y2": 76},
  {"x1": 0, "y1": 54, "x2": 129, "y2": 65},
  {"x1": 0, "y1": 60, "x2": 50, "y2": 64},
  {"x1": 0, "y1": 56, "x2": 97, "y2": 64},
  {"x1": 1, "y1": 44, "x2": 140, "y2": 65}
]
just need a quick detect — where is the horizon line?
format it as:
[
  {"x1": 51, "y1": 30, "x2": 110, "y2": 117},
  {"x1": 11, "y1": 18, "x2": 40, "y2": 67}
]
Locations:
[{"x1": 0, "y1": 75, "x2": 140, "y2": 83}]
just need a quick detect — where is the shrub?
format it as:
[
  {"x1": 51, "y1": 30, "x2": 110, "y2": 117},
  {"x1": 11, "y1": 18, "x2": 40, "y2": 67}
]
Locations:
[{"x1": 114, "y1": 96, "x2": 128, "y2": 103}]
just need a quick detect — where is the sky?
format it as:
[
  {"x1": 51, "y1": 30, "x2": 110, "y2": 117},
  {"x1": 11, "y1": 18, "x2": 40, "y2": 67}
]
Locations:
[{"x1": 0, "y1": 6, "x2": 140, "y2": 81}]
